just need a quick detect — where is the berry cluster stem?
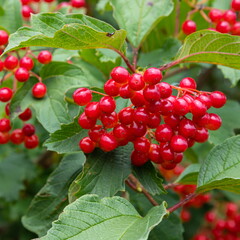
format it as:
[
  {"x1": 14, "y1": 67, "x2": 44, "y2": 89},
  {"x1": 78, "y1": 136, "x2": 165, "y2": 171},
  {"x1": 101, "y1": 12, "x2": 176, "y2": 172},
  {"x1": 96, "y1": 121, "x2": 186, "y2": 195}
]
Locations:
[{"x1": 114, "y1": 49, "x2": 136, "y2": 73}]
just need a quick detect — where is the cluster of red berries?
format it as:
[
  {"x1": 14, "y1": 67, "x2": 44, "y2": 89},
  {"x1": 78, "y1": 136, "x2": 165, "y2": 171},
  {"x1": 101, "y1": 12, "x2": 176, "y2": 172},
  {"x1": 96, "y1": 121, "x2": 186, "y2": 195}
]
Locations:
[
  {"x1": 194, "y1": 202, "x2": 240, "y2": 240},
  {"x1": 0, "y1": 106, "x2": 39, "y2": 148},
  {"x1": 20, "y1": 0, "x2": 86, "y2": 20},
  {"x1": 182, "y1": 0, "x2": 240, "y2": 35},
  {"x1": 73, "y1": 66, "x2": 226, "y2": 169}
]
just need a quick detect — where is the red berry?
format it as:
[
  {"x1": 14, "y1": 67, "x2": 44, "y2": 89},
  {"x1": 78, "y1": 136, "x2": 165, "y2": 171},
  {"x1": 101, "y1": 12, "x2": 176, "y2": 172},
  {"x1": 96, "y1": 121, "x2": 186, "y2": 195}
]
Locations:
[
  {"x1": 232, "y1": 22, "x2": 240, "y2": 35},
  {"x1": 0, "y1": 132, "x2": 9, "y2": 144},
  {"x1": 99, "y1": 96, "x2": 116, "y2": 113},
  {"x1": 226, "y1": 202, "x2": 238, "y2": 218},
  {"x1": 111, "y1": 66, "x2": 129, "y2": 84},
  {"x1": 133, "y1": 107, "x2": 149, "y2": 125},
  {"x1": 223, "y1": 10, "x2": 237, "y2": 24},
  {"x1": 173, "y1": 98, "x2": 189, "y2": 115},
  {"x1": 22, "y1": 5, "x2": 34, "y2": 19},
  {"x1": 160, "y1": 99, "x2": 174, "y2": 116},
  {"x1": 163, "y1": 114, "x2": 180, "y2": 128},
  {"x1": 99, "y1": 133, "x2": 118, "y2": 152},
  {"x1": 20, "y1": 56, "x2": 34, "y2": 70},
  {"x1": 149, "y1": 144, "x2": 162, "y2": 163},
  {"x1": 119, "y1": 84, "x2": 134, "y2": 99},
  {"x1": 21, "y1": 0, "x2": 32, "y2": 5},
  {"x1": 143, "y1": 85, "x2": 160, "y2": 102},
  {"x1": 15, "y1": 67, "x2": 30, "y2": 82},
  {"x1": 206, "y1": 113, "x2": 222, "y2": 130},
  {"x1": 88, "y1": 125, "x2": 105, "y2": 142},
  {"x1": 194, "y1": 127, "x2": 209, "y2": 142},
  {"x1": 10, "y1": 129, "x2": 25, "y2": 144},
  {"x1": 209, "y1": 9, "x2": 223, "y2": 23},
  {"x1": 143, "y1": 68, "x2": 162, "y2": 85},
  {"x1": 79, "y1": 137, "x2": 95, "y2": 153},
  {"x1": 0, "y1": 118, "x2": 11, "y2": 132},
  {"x1": 179, "y1": 119, "x2": 196, "y2": 138},
  {"x1": 129, "y1": 122, "x2": 147, "y2": 138},
  {"x1": 170, "y1": 135, "x2": 188, "y2": 153},
  {"x1": 73, "y1": 88, "x2": 92, "y2": 106},
  {"x1": 146, "y1": 100, "x2": 162, "y2": 113},
  {"x1": 133, "y1": 137, "x2": 151, "y2": 153},
  {"x1": 37, "y1": 51, "x2": 52, "y2": 64},
  {"x1": 32, "y1": 82, "x2": 47, "y2": 98},
  {"x1": 5, "y1": 103, "x2": 10, "y2": 116},
  {"x1": 85, "y1": 102, "x2": 101, "y2": 119},
  {"x1": 43, "y1": 0, "x2": 55, "y2": 2},
  {"x1": 22, "y1": 123, "x2": 35, "y2": 136},
  {"x1": 118, "y1": 107, "x2": 134, "y2": 125},
  {"x1": 190, "y1": 99, "x2": 207, "y2": 117},
  {"x1": 104, "y1": 79, "x2": 120, "y2": 96},
  {"x1": 210, "y1": 91, "x2": 227, "y2": 108},
  {"x1": 205, "y1": 211, "x2": 216, "y2": 223},
  {"x1": 0, "y1": 88, "x2": 13, "y2": 102},
  {"x1": 131, "y1": 91, "x2": 147, "y2": 107},
  {"x1": 78, "y1": 112, "x2": 96, "y2": 129},
  {"x1": 129, "y1": 73, "x2": 145, "y2": 91},
  {"x1": 24, "y1": 135, "x2": 39, "y2": 149},
  {"x1": 0, "y1": 30, "x2": 9, "y2": 45},
  {"x1": 173, "y1": 152, "x2": 183, "y2": 164},
  {"x1": 179, "y1": 77, "x2": 197, "y2": 89},
  {"x1": 4, "y1": 56, "x2": 19, "y2": 70},
  {"x1": 131, "y1": 150, "x2": 148, "y2": 166},
  {"x1": 197, "y1": 93, "x2": 212, "y2": 109},
  {"x1": 194, "y1": 234, "x2": 210, "y2": 240},
  {"x1": 181, "y1": 209, "x2": 191, "y2": 222},
  {"x1": 100, "y1": 112, "x2": 118, "y2": 128},
  {"x1": 157, "y1": 82, "x2": 172, "y2": 98},
  {"x1": 216, "y1": 21, "x2": 231, "y2": 33},
  {"x1": 232, "y1": 0, "x2": 240, "y2": 11},
  {"x1": 18, "y1": 108, "x2": 32, "y2": 121},
  {"x1": 147, "y1": 113, "x2": 161, "y2": 128},
  {"x1": 71, "y1": 0, "x2": 86, "y2": 8},
  {"x1": 182, "y1": 20, "x2": 196, "y2": 35},
  {"x1": 113, "y1": 124, "x2": 129, "y2": 140},
  {"x1": 155, "y1": 124, "x2": 173, "y2": 142},
  {"x1": 161, "y1": 161, "x2": 176, "y2": 170}
]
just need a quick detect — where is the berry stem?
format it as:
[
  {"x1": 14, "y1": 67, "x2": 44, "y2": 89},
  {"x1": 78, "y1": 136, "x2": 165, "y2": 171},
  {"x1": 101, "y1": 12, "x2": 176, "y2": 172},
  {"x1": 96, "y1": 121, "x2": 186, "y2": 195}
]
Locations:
[
  {"x1": 0, "y1": 72, "x2": 13, "y2": 84},
  {"x1": 91, "y1": 90, "x2": 108, "y2": 96},
  {"x1": 127, "y1": 174, "x2": 159, "y2": 206},
  {"x1": 167, "y1": 193, "x2": 197, "y2": 213},
  {"x1": 174, "y1": 0, "x2": 181, "y2": 37},
  {"x1": 30, "y1": 71, "x2": 42, "y2": 82},
  {"x1": 171, "y1": 85, "x2": 199, "y2": 95},
  {"x1": 114, "y1": 49, "x2": 136, "y2": 73},
  {"x1": 164, "y1": 183, "x2": 179, "y2": 190},
  {"x1": 200, "y1": 10, "x2": 212, "y2": 23},
  {"x1": 132, "y1": 47, "x2": 139, "y2": 70}
]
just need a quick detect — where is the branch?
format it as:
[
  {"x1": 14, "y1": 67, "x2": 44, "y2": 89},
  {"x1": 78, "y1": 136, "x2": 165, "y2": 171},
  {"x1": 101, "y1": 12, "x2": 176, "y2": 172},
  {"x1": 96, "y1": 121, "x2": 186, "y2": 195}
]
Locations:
[
  {"x1": 127, "y1": 174, "x2": 159, "y2": 206},
  {"x1": 132, "y1": 47, "x2": 139, "y2": 70},
  {"x1": 114, "y1": 49, "x2": 136, "y2": 73},
  {"x1": 167, "y1": 193, "x2": 197, "y2": 213}
]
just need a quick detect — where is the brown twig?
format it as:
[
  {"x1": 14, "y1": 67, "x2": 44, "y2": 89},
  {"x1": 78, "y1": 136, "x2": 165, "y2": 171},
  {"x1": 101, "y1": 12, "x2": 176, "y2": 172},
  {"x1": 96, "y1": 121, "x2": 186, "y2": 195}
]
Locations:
[
  {"x1": 114, "y1": 49, "x2": 136, "y2": 73},
  {"x1": 174, "y1": 0, "x2": 181, "y2": 37},
  {"x1": 164, "y1": 183, "x2": 179, "y2": 190},
  {"x1": 127, "y1": 174, "x2": 159, "y2": 206}
]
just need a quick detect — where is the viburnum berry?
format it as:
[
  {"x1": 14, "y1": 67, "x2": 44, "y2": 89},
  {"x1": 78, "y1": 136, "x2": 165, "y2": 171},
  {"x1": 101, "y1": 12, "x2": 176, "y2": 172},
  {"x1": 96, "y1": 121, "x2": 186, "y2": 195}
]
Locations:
[
  {"x1": 32, "y1": 83, "x2": 47, "y2": 98},
  {"x1": 232, "y1": 0, "x2": 240, "y2": 11},
  {"x1": 22, "y1": 123, "x2": 35, "y2": 136},
  {"x1": 0, "y1": 88, "x2": 13, "y2": 102},
  {"x1": 79, "y1": 137, "x2": 95, "y2": 153},
  {"x1": 119, "y1": 84, "x2": 134, "y2": 99},
  {"x1": 129, "y1": 73, "x2": 145, "y2": 91},
  {"x1": 157, "y1": 82, "x2": 172, "y2": 99},
  {"x1": 88, "y1": 125, "x2": 105, "y2": 142},
  {"x1": 190, "y1": 99, "x2": 207, "y2": 117},
  {"x1": 18, "y1": 108, "x2": 32, "y2": 121},
  {"x1": 99, "y1": 133, "x2": 118, "y2": 152},
  {"x1": 179, "y1": 77, "x2": 197, "y2": 89},
  {"x1": 73, "y1": 88, "x2": 92, "y2": 106},
  {"x1": 170, "y1": 135, "x2": 188, "y2": 153},
  {"x1": 209, "y1": 9, "x2": 223, "y2": 23},
  {"x1": 232, "y1": 22, "x2": 240, "y2": 35},
  {"x1": 20, "y1": 56, "x2": 34, "y2": 70},
  {"x1": 111, "y1": 66, "x2": 129, "y2": 84},
  {"x1": 133, "y1": 137, "x2": 151, "y2": 153},
  {"x1": 143, "y1": 68, "x2": 162, "y2": 85},
  {"x1": 0, "y1": 30, "x2": 9, "y2": 45},
  {"x1": 149, "y1": 144, "x2": 162, "y2": 163},
  {"x1": 129, "y1": 121, "x2": 147, "y2": 138},
  {"x1": 205, "y1": 211, "x2": 216, "y2": 223},
  {"x1": 182, "y1": 20, "x2": 197, "y2": 35},
  {"x1": 223, "y1": 10, "x2": 237, "y2": 24},
  {"x1": 113, "y1": 124, "x2": 129, "y2": 140},
  {"x1": 143, "y1": 84, "x2": 161, "y2": 102},
  {"x1": 20, "y1": 0, "x2": 32, "y2": 5},
  {"x1": 78, "y1": 112, "x2": 96, "y2": 129},
  {"x1": 43, "y1": 0, "x2": 55, "y2": 2},
  {"x1": 15, "y1": 67, "x2": 30, "y2": 82},
  {"x1": 173, "y1": 98, "x2": 189, "y2": 115},
  {"x1": 131, "y1": 91, "x2": 147, "y2": 107},
  {"x1": 210, "y1": 91, "x2": 227, "y2": 108},
  {"x1": 180, "y1": 209, "x2": 191, "y2": 222},
  {"x1": 85, "y1": 102, "x2": 101, "y2": 119},
  {"x1": 24, "y1": 135, "x2": 39, "y2": 149},
  {"x1": 133, "y1": 107, "x2": 149, "y2": 124},
  {"x1": 100, "y1": 111, "x2": 118, "y2": 128},
  {"x1": 206, "y1": 113, "x2": 222, "y2": 130},
  {"x1": 155, "y1": 124, "x2": 173, "y2": 142},
  {"x1": 0, "y1": 132, "x2": 9, "y2": 144},
  {"x1": 0, "y1": 118, "x2": 11, "y2": 132},
  {"x1": 104, "y1": 79, "x2": 120, "y2": 96},
  {"x1": 71, "y1": 0, "x2": 86, "y2": 8},
  {"x1": 5, "y1": 103, "x2": 10, "y2": 116},
  {"x1": 118, "y1": 107, "x2": 134, "y2": 125},
  {"x1": 37, "y1": 51, "x2": 52, "y2": 64},
  {"x1": 216, "y1": 21, "x2": 231, "y2": 33},
  {"x1": 131, "y1": 150, "x2": 148, "y2": 166},
  {"x1": 22, "y1": 5, "x2": 34, "y2": 19},
  {"x1": 10, "y1": 129, "x2": 25, "y2": 144},
  {"x1": 4, "y1": 55, "x2": 19, "y2": 70},
  {"x1": 194, "y1": 127, "x2": 209, "y2": 143},
  {"x1": 99, "y1": 96, "x2": 116, "y2": 113},
  {"x1": 178, "y1": 119, "x2": 196, "y2": 138}
]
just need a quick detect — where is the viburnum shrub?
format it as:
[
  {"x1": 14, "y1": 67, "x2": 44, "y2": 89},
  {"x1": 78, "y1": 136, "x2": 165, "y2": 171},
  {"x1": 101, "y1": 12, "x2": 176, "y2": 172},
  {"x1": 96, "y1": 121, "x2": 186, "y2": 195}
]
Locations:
[{"x1": 1, "y1": 0, "x2": 240, "y2": 240}]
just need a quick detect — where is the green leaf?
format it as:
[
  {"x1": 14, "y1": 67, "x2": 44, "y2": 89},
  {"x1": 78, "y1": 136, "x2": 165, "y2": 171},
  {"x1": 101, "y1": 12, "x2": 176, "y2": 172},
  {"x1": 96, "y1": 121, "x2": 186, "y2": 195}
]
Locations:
[
  {"x1": 218, "y1": 65, "x2": 240, "y2": 86},
  {"x1": 133, "y1": 162, "x2": 166, "y2": 195},
  {"x1": 0, "y1": 0, "x2": 23, "y2": 33},
  {"x1": 197, "y1": 136, "x2": 240, "y2": 193},
  {"x1": 4, "y1": 12, "x2": 127, "y2": 54},
  {"x1": 175, "y1": 164, "x2": 200, "y2": 185},
  {"x1": 208, "y1": 100, "x2": 240, "y2": 145},
  {"x1": 22, "y1": 153, "x2": 85, "y2": 237},
  {"x1": 175, "y1": 30, "x2": 240, "y2": 69},
  {"x1": 68, "y1": 144, "x2": 133, "y2": 203},
  {"x1": 0, "y1": 153, "x2": 35, "y2": 201},
  {"x1": 10, "y1": 62, "x2": 94, "y2": 133},
  {"x1": 52, "y1": 49, "x2": 79, "y2": 62},
  {"x1": 41, "y1": 195, "x2": 168, "y2": 240},
  {"x1": 44, "y1": 117, "x2": 87, "y2": 154},
  {"x1": 109, "y1": 0, "x2": 174, "y2": 47}
]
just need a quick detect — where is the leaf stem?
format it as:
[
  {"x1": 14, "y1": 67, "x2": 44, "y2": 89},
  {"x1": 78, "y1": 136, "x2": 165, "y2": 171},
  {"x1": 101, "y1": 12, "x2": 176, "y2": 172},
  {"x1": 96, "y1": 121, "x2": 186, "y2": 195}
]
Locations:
[
  {"x1": 115, "y1": 49, "x2": 136, "y2": 73},
  {"x1": 167, "y1": 193, "x2": 197, "y2": 213},
  {"x1": 127, "y1": 174, "x2": 159, "y2": 206}
]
